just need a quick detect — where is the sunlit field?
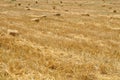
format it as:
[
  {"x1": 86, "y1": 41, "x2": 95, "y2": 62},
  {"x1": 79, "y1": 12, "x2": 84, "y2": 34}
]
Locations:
[{"x1": 0, "y1": 0, "x2": 120, "y2": 80}]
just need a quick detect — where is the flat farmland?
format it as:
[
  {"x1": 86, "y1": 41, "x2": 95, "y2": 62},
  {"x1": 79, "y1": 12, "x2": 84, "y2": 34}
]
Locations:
[{"x1": 0, "y1": 0, "x2": 120, "y2": 80}]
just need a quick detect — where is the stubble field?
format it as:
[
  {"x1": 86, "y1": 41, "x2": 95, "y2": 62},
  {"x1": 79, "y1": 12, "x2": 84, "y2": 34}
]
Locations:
[{"x1": 0, "y1": 0, "x2": 120, "y2": 80}]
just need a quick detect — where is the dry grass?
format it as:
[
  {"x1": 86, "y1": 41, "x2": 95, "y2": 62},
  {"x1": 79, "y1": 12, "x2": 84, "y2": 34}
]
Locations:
[{"x1": 0, "y1": 0, "x2": 120, "y2": 80}]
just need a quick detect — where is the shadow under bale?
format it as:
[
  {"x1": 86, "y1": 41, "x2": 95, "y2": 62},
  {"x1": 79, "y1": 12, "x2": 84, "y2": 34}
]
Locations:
[
  {"x1": 81, "y1": 13, "x2": 90, "y2": 16},
  {"x1": 54, "y1": 13, "x2": 61, "y2": 16}
]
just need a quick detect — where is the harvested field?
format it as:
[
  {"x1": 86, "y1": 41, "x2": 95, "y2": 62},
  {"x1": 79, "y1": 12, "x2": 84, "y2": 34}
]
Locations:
[{"x1": 0, "y1": 0, "x2": 120, "y2": 80}]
